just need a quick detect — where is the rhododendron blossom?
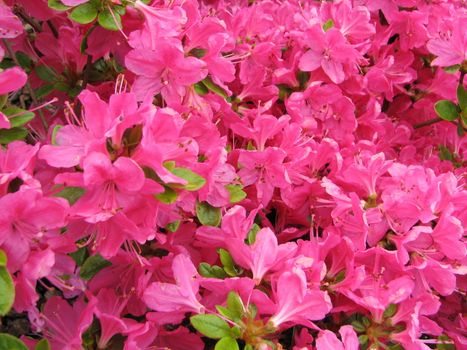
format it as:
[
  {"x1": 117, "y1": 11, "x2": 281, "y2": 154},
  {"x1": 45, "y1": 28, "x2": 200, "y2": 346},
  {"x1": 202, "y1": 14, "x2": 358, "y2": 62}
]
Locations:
[{"x1": 0, "y1": 0, "x2": 465, "y2": 349}]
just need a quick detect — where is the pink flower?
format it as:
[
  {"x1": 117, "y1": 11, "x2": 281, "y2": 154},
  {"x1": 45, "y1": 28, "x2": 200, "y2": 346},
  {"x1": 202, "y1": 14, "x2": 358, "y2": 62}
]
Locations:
[
  {"x1": 238, "y1": 147, "x2": 290, "y2": 206},
  {"x1": 143, "y1": 254, "x2": 205, "y2": 314},
  {"x1": 0, "y1": 67, "x2": 27, "y2": 95},
  {"x1": 226, "y1": 227, "x2": 296, "y2": 284},
  {"x1": 0, "y1": 3, "x2": 23, "y2": 38},
  {"x1": 316, "y1": 326, "x2": 359, "y2": 350},
  {"x1": 0, "y1": 190, "x2": 68, "y2": 272},
  {"x1": 125, "y1": 41, "x2": 207, "y2": 102},
  {"x1": 389, "y1": 10, "x2": 428, "y2": 51},
  {"x1": 41, "y1": 296, "x2": 96, "y2": 350},
  {"x1": 61, "y1": 0, "x2": 89, "y2": 5},
  {"x1": 427, "y1": 18, "x2": 467, "y2": 67},
  {"x1": 92, "y1": 289, "x2": 129, "y2": 349},
  {"x1": 269, "y1": 268, "x2": 332, "y2": 327},
  {"x1": 71, "y1": 152, "x2": 146, "y2": 222},
  {"x1": 299, "y1": 26, "x2": 360, "y2": 84}
]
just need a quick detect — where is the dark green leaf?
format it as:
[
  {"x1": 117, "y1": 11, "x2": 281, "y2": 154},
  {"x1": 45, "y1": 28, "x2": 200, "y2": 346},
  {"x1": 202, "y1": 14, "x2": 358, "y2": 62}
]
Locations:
[
  {"x1": 35, "y1": 339, "x2": 51, "y2": 350},
  {"x1": 35, "y1": 65, "x2": 57, "y2": 83},
  {"x1": 0, "y1": 95, "x2": 7, "y2": 110},
  {"x1": 0, "y1": 334, "x2": 28, "y2": 350},
  {"x1": 457, "y1": 122, "x2": 465, "y2": 137},
  {"x1": 98, "y1": 8, "x2": 121, "y2": 31},
  {"x1": 215, "y1": 337, "x2": 239, "y2": 350},
  {"x1": 457, "y1": 84, "x2": 467, "y2": 111},
  {"x1": 80, "y1": 24, "x2": 98, "y2": 54},
  {"x1": 438, "y1": 145, "x2": 454, "y2": 161},
  {"x1": 54, "y1": 186, "x2": 85, "y2": 205},
  {"x1": 225, "y1": 185, "x2": 246, "y2": 203},
  {"x1": 69, "y1": 3, "x2": 98, "y2": 24},
  {"x1": 0, "y1": 266, "x2": 15, "y2": 316},
  {"x1": 351, "y1": 321, "x2": 366, "y2": 333},
  {"x1": 0, "y1": 127, "x2": 28, "y2": 144},
  {"x1": 434, "y1": 100, "x2": 459, "y2": 121},
  {"x1": 69, "y1": 246, "x2": 88, "y2": 266},
  {"x1": 48, "y1": 0, "x2": 70, "y2": 11},
  {"x1": 196, "y1": 201, "x2": 221, "y2": 227},
  {"x1": 190, "y1": 48, "x2": 207, "y2": 58},
  {"x1": 79, "y1": 253, "x2": 112, "y2": 280},
  {"x1": 190, "y1": 314, "x2": 232, "y2": 339},
  {"x1": 36, "y1": 84, "x2": 55, "y2": 99}
]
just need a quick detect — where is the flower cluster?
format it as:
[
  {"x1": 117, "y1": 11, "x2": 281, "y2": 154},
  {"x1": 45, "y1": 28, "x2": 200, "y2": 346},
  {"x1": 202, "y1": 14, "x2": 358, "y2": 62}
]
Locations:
[{"x1": 0, "y1": 0, "x2": 466, "y2": 349}]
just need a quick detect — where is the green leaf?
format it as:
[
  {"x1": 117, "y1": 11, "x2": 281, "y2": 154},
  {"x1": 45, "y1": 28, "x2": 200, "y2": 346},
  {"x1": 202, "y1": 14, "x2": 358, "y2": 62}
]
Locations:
[
  {"x1": 351, "y1": 321, "x2": 366, "y2": 333},
  {"x1": 198, "y1": 262, "x2": 228, "y2": 279},
  {"x1": 54, "y1": 186, "x2": 85, "y2": 205},
  {"x1": 323, "y1": 19, "x2": 334, "y2": 31},
  {"x1": 0, "y1": 334, "x2": 28, "y2": 350},
  {"x1": 190, "y1": 314, "x2": 232, "y2": 339},
  {"x1": 155, "y1": 186, "x2": 178, "y2": 204},
  {"x1": 194, "y1": 82, "x2": 209, "y2": 95},
  {"x1": 216, "y1": 306, "x2": 237, "y2": 321},
  {"x1": 457, "y1": 122, "x2": 465, "y2": 137},
  {"x1": 166, "y1": 220, "x2": 180, "y2": 232},
  {"x1": 35, "y1": 65, "x2": 58, "y2": 83},
  {"x1": 438, "y1": 145, "x2": 454, "y2": 161},
  {"x1": 383, "y1": 303, "x2": 398, "y2": 318},
  {"x1": 69, "y1": 3, "x2": 98, "y2": 24},
  {"x1": 0, "y1": 127, "x2": 28, "y2": 144},
  {"x1": 36, "y1": 84, "x2": 55, "y2": 99},
  {"x1": 48, "y1": 0, "x2": 70, "y2": 11},
  {"x1": 2, "y1": 107, "x2": 35, "y2": 128},
  {"x1": 358, "y1": 334, "x2": 368, "y2": 346},
  {"x1": 80, "y1": 24, "x2": 98, "y2": 54},
  {"x1": 434, "y1": 100, "x2": 459, "y2": 121},
  {"x1": 0, "y1": 266, "x2": 15, "y2": 316},
  {"x1": 227, "y1": 292, "x2": 245, "y2": 320},
  {"x1": 219, "y1": 249, "x2": 240, "y2": 277},
  {"x1": 0, "y1": 250, "x2": 6, "y2": 267},
  {"x1": 35, "y1": 339, "x2": 51, "y2": 350},
  {"x1": 170, "y1": 167, "x2": 206, "y2": 191},
  {"x1": 225, "y1": 185, "x2": 247, "y2": 203},
  {"x1": 201, "y1": 76, "x2": 228, "y2": 99},
  {"x1": 457, "y1": 84, "x2": 467, "y2": 111},
  {"x1": 51, "y1": 125, "x2": 62, "y2": 145},
  {"x1": 196, "y1": 201, "x2": 222, "y2": 227},
  {"x1": 79, "y1": 253, "x2": 112, "y2": 280},
  {"x1": 69, "y1": 246, "x2": 88, "y2": 266},
  {"x1": 437, "y1": 335, "x2": 456, "y2": 350},
  {"x1": 190, "y1": 48, "x2": 207, "y2": 58},
  {"x1": 0, "y1": 95, "x2": 7, "y2": 110},
  {"x1": 215, "y1": 337, "x2": 239, "y2": 350},
  {"x1": 98, "y1": 8, "x2": 122, "y2": 31},
  {"x1": 244, "y1": 345, "x2": 254, "y2": 350},
  {"x1": 247, "y1": 224, "x2": 260, "y2": 245},
  {"x1": 443, "y1": 64, "x2": 460, "y2": 74}
]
